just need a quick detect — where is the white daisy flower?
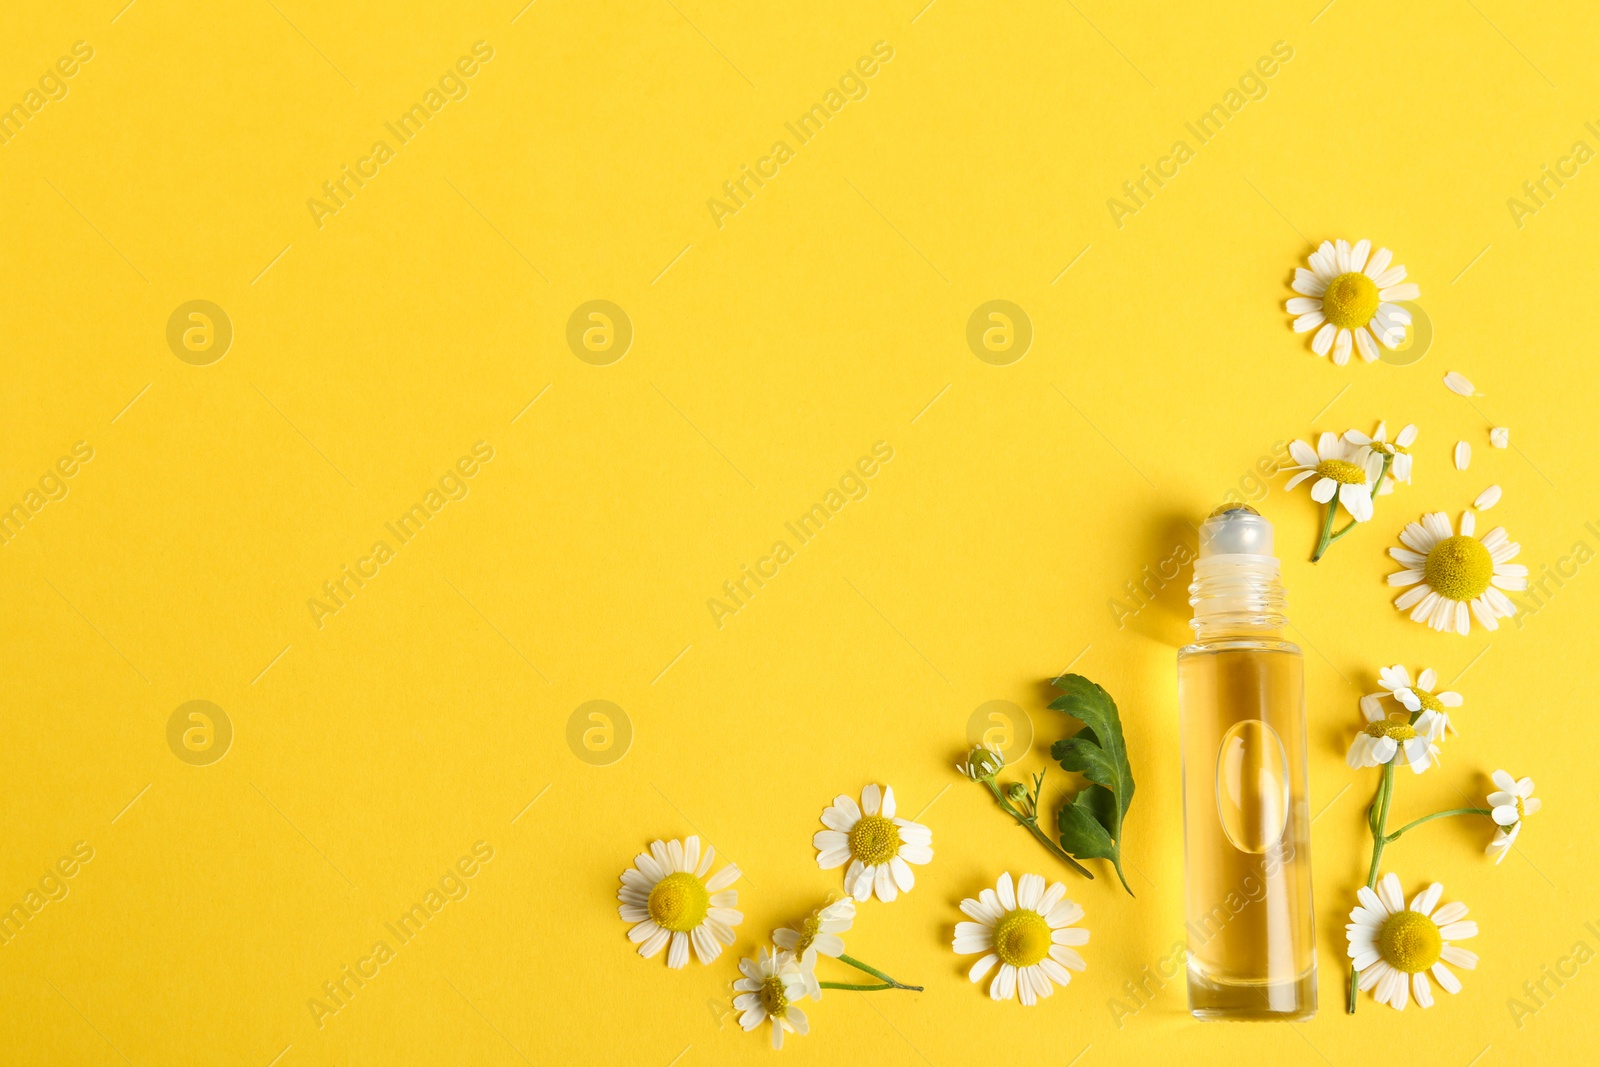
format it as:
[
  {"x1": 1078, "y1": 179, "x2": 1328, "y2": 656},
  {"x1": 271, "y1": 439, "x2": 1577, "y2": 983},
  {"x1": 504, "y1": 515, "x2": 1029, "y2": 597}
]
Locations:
[
  {"x1": 1373, "y1": 664, "x2": 1464, "y2": 735},
  {"x1": 814, "y1": 784, "x2": 933, "y2": 903},
  {"x1": 954, "y1": 872, "x2": 1088, "y2": 1006},
  {"x1": 1388, "y1": 510, "x2": 1528, "y2": 634},
  {"x1": 1286, "y1": 239, "x2": 1418, "y2": 365},
  {"x1": 1284, "y1": 432, "x2": 1383, "y2": 522},
  {"x1": 773, "y1": 899, "x2": 855, "y2": 1000},
  {"x1": 1347, "y1": 695, "x2": 1443, "y2": 773},
  {"x1": 1348, "y1": 874, "x2": 1478, "y2": 1010},
  {"x1": 734, "y1": 947, "x2": 809, "y2": 1050},
  {"x1": 1345, "y1": 421, "x2": 1418, "y2": 493},
  {"x1": 1485, "y1": 770, "x2": 1540, "y2": 865},
  {"x1": 617, "y1": 835, "x2": 741, "y2": 968}
]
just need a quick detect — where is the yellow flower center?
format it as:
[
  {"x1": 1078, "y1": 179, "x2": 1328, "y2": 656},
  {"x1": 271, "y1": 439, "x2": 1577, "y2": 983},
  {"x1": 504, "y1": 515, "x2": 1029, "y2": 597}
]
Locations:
[
  {"x1": 1363, "y1": 720, "x2": 1416, "y2": 741},
  {"x1": 759, "y1": 974, "x2": 789, "y2": 1018},
  {"x1": 647, "y1": 871, "x2": 710, "y2": 933},
  {"x1": 1322, "y1": 271, "x2": 1380, "y2": 329},
  {"x1": 1415, "y1": 691, "x2": 1444, "y2": 713},
  {"x1": 849, "y1": 815, "x2": 902, "y2": 866},
  {"x1": 1515, "y1": 797, "x2": 1526, "y2": 820},
  {"x1": 792, "y1": 914, "x2": 821, "y2": 956},
  {"x1": 1314, "y1": 459, "x2": 1367, "y2": 484},
  {"x1": 1377, "y1": 909, "x2": 1443, "y2": 973},
  {"x1": 993, "y1": 909, "x2": 1053, "y2": 968},
  {"x1": 1424, "y1": 535, "x2": 1494, "y2": 602}
]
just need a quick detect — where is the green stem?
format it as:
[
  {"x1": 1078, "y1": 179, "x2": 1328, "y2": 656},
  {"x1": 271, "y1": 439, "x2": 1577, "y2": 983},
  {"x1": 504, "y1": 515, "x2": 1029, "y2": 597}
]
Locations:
[
  {"x1": 1310, "y1": 499, "x2": 1340, "y2": 562},
  {"x1": 1364, "y1": 760, "x2": 1397, "y2": 886},
  {"x1": 1348, "y1": 759, "x2": 1397, "y2": 1014},
  {"x1": 835, "y1": 954, "x2": 922, "y2": 991},
  {"x1": 981, "y1": 779, "x2": 1094, "y2": 880},
  {"x1": 1385, "y1": 807, "x2": 1495, "y2": 843},
  {"x1": 819, "y1": 981, "x2": 896, "y2": 991}
]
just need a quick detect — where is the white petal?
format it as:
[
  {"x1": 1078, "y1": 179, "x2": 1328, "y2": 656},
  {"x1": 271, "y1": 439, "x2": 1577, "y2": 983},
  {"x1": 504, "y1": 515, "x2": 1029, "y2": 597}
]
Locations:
[
  {"x1": 890, "y1": 856, "x2": 915, "y2": 891},
  {"x1": 861, "y1": 783, "x2": 882, "y2": 816},
  {"x1": 873, "y1": 862, "x2": 897, "y2": 902},
  {"x1": 820, "y1": 806, "x2": 856, "y2": 832},
  {"x1": 1293, "y1": 310, "x2": 1326, "y2": 333},
  {"x1": 1444, "y1": 371, "x2": 1475, "y2": 396},
  {"x1": 996, "y1": 872, "x2": 1017, "y2": 911},
  {"x1": 1016, "y1": 873, "x2": 1044, "y2": 911},
  {"x1": 991, "y1": 963, "x2": 1016, "y2": 1001},
  {"x1": 1455, "y1": 442, "x2": 1471, "y2": 470},
  {"x1": 1289, "y1": 439, "x2": 1319, "y2": 467},
  {"x1": 968, "y1": 953, "x2": 998, "y2": 983},
  {"x1": 1292, "y1": 269, "x2": 1327, "y2": 296},
  {"x1": 1412, "y1": 971, "x2": 1434, "y2": 1008},
  {"x1": 1364, "y1": 247, "x2": 1393, "y2": 278},
  {"x1": 1372, "y1": 264, "x2": 1407, "y2": 288},
  {"x1": 1046, "y1": 899, "x2": 1084, "y2": 927},
  {"x1": 1474, "y1": 484, "x2": 1501, "y2": 510},
  {"x1": 1286, "y1": 296, "x2": 1322, "y2": 315},
  {"x1": 1355, "y1": 325, "x2": 1379, "y2": 362},
  {"x1": 1380, "y1": 283, "x2": 1420, "y2": 302},
  {"x1": 1432, "y1": 962, "x2": 1462, "y2": 994},
  {"x1": 1332, "y1": 327, "x2": 1353, "y2": 365},
  {"x1": 1048, "y1": 944, "x2": 1087, "y2": 971},
  {"x1": 1340, "y1": 482, "x2": 1374, "y2": 522},
  {"x1": 1349, "y1": 238, "x2": 1371, "y2": 272},
  {"x1": 1490, "y1": 426, "x2": 1509, "y2": 448},
  {"x1": 1376, "y1": 874, "x2": 1404, "y2": 913},
  {"x1": 1411, "y1": 883, "x2": 1444, "y2": 916},
  {"x1": 960, "y1": 895, "x2": 1001, "y2": 924},
  {"x1": 880, "y1": 785, "x2": 896, "y2": 818},
  {"x1": 1311, "y1": 321, "x2": 1336, "y2": 356},
  {"x1": 1311, "y1": 477, "x2": 1336, "y2": 503},
  {"x1": 1355, "y1": 885, "x2": 1387, "y2": 917}
]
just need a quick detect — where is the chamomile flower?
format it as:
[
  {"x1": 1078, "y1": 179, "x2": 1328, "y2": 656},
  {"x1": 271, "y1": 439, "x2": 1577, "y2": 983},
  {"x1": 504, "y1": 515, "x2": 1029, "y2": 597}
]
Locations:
[
  {"x1": 1375, "y1": 665, "x2": 1464, "y2": 735},
  {"x1": 954, "y1": 872, "x2": 1088, "y2": 1006},
  {"x1": 956, "y1": 743, "x2": 1005, "y2": 782},
  {"x1": 1285, "y1": 432, "x2": 1383, "y2": 522},
  {"x1": 814, "y1": 784, "x2": 933, "y2": 903},
  {"x1": 1345, "y1": 421, "x2": 1418, "y2": 490},
  {"x1": 617, "y1": 835, "x2": 741, "y2": 968},
  {"x1": 1286, "y1": 239, "x2": 1419, "y2": 365},
  {"x1": 1347, "y1": 696, "x2": 1443, "y2": 773},
  {"x1": 1388, "y1": 511, "x2": 1528, "y2": 634},
  {"x1": 1485, "y1": 770, "x2": 1540, "y2": 865},
  {"x1": 734, "y1": 947, "x2": 809, "y2": 1050},
  {"x1": 1347, "y1": 874, "x2": 1478, "y2": 1010},
  {"x1": 773, "y1": 899, "x2": 855, "y2": 1000}
]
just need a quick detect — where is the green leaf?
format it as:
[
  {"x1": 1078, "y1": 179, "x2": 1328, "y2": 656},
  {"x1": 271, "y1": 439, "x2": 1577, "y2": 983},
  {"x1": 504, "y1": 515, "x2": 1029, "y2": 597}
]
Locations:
[
  {"x1": 1057, "y1": 785, "x2": 1118, "y2": 861},
  {"x1": 1049, "y1": 673, "x2": 1136, "y2": 895}
]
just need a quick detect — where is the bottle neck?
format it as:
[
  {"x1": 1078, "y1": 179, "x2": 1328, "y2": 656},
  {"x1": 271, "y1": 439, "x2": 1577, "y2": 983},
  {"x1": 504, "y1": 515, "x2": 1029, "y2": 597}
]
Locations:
[{"x1": 1188, "y1": 553, "x2": 1288, "y2": 643}]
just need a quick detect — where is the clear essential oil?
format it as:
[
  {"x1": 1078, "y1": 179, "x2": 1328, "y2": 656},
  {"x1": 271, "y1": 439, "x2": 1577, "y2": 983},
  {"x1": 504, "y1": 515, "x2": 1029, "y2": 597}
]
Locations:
[{"x1": 1177, "y1": 506, "x2": 1317, "y2": 1020}]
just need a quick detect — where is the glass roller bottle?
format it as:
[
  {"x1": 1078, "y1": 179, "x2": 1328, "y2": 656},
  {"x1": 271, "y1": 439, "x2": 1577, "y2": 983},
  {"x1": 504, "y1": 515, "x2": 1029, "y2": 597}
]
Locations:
[{"x1": 1177, "y1": 505, "x2": 1317, "y2": 1019}]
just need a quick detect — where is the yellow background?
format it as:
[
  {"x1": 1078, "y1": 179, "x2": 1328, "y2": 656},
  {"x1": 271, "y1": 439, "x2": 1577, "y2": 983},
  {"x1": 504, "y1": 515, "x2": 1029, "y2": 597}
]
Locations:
[{"x1": 2, "y1": 1, "x2": 1596, "y2": 1064}]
